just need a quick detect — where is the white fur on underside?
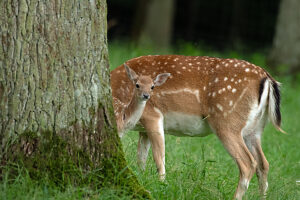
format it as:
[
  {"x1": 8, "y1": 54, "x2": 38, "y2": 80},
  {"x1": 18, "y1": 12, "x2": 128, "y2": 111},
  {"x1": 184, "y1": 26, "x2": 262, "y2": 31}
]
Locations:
[{"x1": 163, "y1": 111, "x2": 212, "y2": 137}]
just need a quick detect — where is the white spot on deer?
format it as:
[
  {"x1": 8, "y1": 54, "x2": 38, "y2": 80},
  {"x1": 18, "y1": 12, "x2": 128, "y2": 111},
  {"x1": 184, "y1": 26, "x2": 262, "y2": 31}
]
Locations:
[
  {"x1": 171, "y1": 65, "x2": 175, "y2": 68},
  {"x1": 238, "y1": 79, "x2": 242, "y2": 83},
  {"x1": 182, "y1": 66, "x2": 186, "y2": 70},
  {"x1": 215, "y1": 77, "x2": 219, "y2": 83},
  {"x1": 152, "y1": 62, "x2": 155, "y2": 66},
  {"x1": 209, "y1": 82, "x2": 212, "y2": 86},
  {"x1": 158, "y1": 61, "x2": 161, "y2": 64},
  {"x1": 208, "y1": 92, "x2": 211, "y2": 96},
  {"x1": 203, "y1": 86, "x2": 206, "y2": 91},
  {"x1": 197, "y1": 62, "x2": 201, "y2": 65},
  {"x1": 234, "y1": 74, "x2": 237, "y2": 77},
  {"x1": 234, "y1": 64, "x2": 238, "y2": 67},
  {"x1": 224, "y1": 77, "x2": 228, "y2": 81},
  {"x1": 177, "y1": 71, "x2": 181, "y2": 74},
  {"x1": 225, "y1": 63, "x2": 229, "y2": 67},
  {"x1": 216, "y1": 64, "x2": 220, "y2": 68},
  {"x1": 229, "y1": 60, "x2": 233, "y2": 63},
  {"x1": 161, "y1": 88, "x2": 201, "y2": 103},
  {"x1": 231, "y1": 78, "x2": 234, "y2": 82},
  {"x1": 216, "y1": 104, "x2": 223, "y2": 111},
  {"x1": 244, "y1": 77, "x2": 247, "y2": 81},
  {"x1": 245, "y1": 68, "x2": 250, "y2": 72},
  {"x1": 189, "y1": 63, "x2": 192, "y2": 66},
  {"x1": 229, "y1": 100, "x2": 233, "y2": 106},
  {"x1": 228, "y1": 88, "x2": 248, "y2": 114},
  {"x1": 153, "y1": 72, "x2": 157, "y2": 76},
  {"x1": 212, "y1": 92, "x2": 216, "y2": 97},
  {"x1": 164, "y1": 62, "x2": 168, "y2": 65},
  {"x1": 222, "y1": 88, "x2": 226, "y2": 92},
  {"x1": 142, "y1": 69, "x2": 146, "y2": 73},
  {"x1": 174, "y1": 58, "x2": 179, "y2": 61},
  {"x1": 188, "y1": 69, "x2": 191, "y2": 72},
  {"x1": 232, "y1": 88, "x2": 237, "y2": 93},
  {"x1": 116, "y1": 70, "x2": 121, "y2": 73},
  {"x1": 197, "y1": 67, "x2": 200, "y2": 70},
  {"x1": 218, "y1": 89, "x2": 222, "y2": 94}
]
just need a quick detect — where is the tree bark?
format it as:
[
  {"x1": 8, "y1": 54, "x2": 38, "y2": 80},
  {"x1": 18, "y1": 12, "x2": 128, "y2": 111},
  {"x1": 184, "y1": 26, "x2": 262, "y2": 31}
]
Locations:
[
  {"x1": 137, "y1": 0, "x2": 175, "y2": 49},
  {"x1": 0, "y1": 0, "x2": 149, "y2": 197},
  {"x1": 268, "y1": 0, "x2": 300, "y2": 73}
]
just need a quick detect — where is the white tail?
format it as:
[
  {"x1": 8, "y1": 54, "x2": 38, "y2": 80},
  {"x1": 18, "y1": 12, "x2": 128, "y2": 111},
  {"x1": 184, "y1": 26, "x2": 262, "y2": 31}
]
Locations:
[{"x1": 111, "y1": 55, "x2": 285, "y2": 199}]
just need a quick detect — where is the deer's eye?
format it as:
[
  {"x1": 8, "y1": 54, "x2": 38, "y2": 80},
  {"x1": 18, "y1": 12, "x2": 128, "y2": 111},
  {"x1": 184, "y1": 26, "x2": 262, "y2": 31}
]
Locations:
[
  {"x1": 151, "y1": 85, "x2": 154, "y2": 90},
  {"x1": 136, "y1": 84, "x2": 140, "y2": 88}
]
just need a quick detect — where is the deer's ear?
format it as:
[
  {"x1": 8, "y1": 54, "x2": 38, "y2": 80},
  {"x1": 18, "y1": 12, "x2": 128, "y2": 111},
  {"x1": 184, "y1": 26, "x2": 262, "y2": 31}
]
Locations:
[
  {"x1": 154, "y1": 73, "x2": 171, "y2": 87},
  {"x1": 124, "y1": 63, "x2": 138, "y2": 83}
]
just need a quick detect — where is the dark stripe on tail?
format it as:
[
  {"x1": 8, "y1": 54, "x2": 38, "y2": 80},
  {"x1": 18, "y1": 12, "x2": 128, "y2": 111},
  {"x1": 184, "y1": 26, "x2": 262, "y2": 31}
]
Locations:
[
  {"x1": 272, "y1": 80, "x2": 281, "y2": 126},
  {"x1": 258, "y1": 77, "x2": 267, "y2": 104}
]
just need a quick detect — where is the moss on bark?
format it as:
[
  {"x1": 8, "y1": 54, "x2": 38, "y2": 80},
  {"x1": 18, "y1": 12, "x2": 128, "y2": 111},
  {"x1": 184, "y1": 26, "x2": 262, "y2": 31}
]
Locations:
[{"x1": 1, "y1": 102, "x2": 151, "y2": 199}]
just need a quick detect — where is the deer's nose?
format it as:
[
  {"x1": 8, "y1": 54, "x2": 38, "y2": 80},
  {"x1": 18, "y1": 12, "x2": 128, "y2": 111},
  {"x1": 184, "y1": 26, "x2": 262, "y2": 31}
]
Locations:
[{"x1": 143, "y1": 94, "x2": 150, "y2": 100}]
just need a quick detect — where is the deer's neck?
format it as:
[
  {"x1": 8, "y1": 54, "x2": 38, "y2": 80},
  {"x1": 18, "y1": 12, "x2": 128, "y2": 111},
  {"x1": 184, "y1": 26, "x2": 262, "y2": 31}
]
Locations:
[{"x1": 119, "y1": 91, "x2": 146, "y2": 137}]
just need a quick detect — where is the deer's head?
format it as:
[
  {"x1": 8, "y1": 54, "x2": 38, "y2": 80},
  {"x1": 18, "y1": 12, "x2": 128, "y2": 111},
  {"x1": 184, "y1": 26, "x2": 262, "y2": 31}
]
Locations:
[{"x1": 124, "y1": 63, "x2": 171, "y2": 102}]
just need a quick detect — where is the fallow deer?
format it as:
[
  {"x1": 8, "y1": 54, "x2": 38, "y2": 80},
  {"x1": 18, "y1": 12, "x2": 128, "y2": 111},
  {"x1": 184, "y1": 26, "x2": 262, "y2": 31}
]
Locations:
[
  {"x1": 111, "y1": 64, "x2": 170, "y2": 137},
  {"x1": 110, "y1": 55, "x2": 285, "y2": 200}
]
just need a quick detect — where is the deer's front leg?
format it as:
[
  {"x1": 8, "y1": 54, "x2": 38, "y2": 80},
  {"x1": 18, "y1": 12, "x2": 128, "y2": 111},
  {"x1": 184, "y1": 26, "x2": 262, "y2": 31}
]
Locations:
[
  {"x1": 149, "y1": 130, "x2": 165, "y2": 180},
  {"x1": 137, "y1": 131, "x2": 151, "y2": 171},
  {"x1": 142, "y1": 116, "x2": 165, "y2": 180}
]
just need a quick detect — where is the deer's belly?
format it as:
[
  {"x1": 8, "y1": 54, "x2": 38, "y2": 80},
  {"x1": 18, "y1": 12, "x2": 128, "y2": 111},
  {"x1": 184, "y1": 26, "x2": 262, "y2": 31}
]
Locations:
[{"x1": 163, "y1": 112, "x2": 212, "y2": 137}]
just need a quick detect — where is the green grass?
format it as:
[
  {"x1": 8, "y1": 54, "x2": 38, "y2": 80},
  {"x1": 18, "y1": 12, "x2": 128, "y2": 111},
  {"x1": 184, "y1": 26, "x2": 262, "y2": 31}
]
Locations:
[{"x1": 1, "y1": 41, "x2": 299, "y2": 199}]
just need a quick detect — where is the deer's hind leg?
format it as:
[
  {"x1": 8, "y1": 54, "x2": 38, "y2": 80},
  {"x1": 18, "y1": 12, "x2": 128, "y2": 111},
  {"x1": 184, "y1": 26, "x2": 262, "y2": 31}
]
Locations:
[
  {"x1": 215, "y1": 129, "x2": 257, "y2": 200},
  {"x1": 242, "y1": 113, "x2": 269, "y2": 198}
]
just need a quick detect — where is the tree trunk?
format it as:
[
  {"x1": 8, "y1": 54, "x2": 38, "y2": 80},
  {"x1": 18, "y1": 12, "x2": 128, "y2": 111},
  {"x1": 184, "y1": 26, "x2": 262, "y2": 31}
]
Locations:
[
  {"x1": 137, "y1": 0, "x2": 175, "y2": 49},
  {"x1": 0, "y1": 0, "x2": 149, "y2": 197},
  {"x1": 268, "y1": 0, "x2": 300, "y2": 73}
]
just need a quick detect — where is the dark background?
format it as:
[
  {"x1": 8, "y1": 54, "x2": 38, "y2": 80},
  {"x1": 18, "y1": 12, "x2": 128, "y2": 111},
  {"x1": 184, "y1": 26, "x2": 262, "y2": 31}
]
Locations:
[{"x1": 108, "y1": 0, "x2": 280, "y2": 50}]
